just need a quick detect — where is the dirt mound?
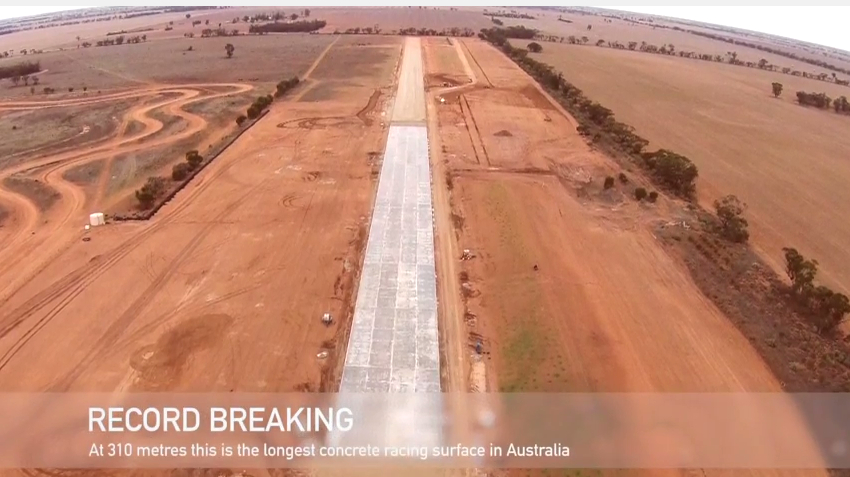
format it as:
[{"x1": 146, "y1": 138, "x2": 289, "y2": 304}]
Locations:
[
  {"x1": 426, "y1": 73, "x2": 462, "y2": 88},
  {"x1": 494, "y1": 129, "x2": 513, "y2": 137}
]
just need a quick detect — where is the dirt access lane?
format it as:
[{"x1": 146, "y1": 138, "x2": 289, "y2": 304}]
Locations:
[{"x1": 392, "y1": 37, "x2": 427, "y2": 123}]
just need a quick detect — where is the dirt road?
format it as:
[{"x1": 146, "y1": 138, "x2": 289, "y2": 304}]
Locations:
[{"x1": 392, "y1": 37, "x2": 427, "y2": 123}]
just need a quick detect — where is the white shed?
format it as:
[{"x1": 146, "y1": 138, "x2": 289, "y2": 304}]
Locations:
[{"x1": 89, "y1": 212, "x2": 105, "y2": 227}]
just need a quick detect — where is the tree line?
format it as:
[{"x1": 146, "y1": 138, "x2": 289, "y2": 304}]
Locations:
[
  {"x1": 782, "y1": 248, "x2": 850, "y2": 334},
  {"x1": 247, "y1": 19, "x2": 326, "y2": 34},
  {"x1": 483, "y1": 10, "x2": 535, "y2": 20},
  {"x1": 790, "y1": 89, "x2": 850, "y2": 115},
  {"x1": 332, "y1": 26, "x2": 476, "y2": 37},
  {"x1": 200, "y1": 28, "x2": 239, "y2": 38},
  {"x1": 91, "y1": 34, "x2": 147, "y2": 47},
  {"x1": 235, "y1": 77, "x2": 300, "y2": 126},
  {"x1": 230, "y1": 10, "x2": 310, "y2": 24},
  {"x1": 682, "y1": 29, "x2": 850, "y2": 79},
  {"x1": 479, "y1": 26, "x2": 699, "y2": 199},
  {"x1": 0, "y1": 61, "x2": 40, "y2": 80}
]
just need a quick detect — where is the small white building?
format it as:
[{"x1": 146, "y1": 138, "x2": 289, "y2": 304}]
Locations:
[{"x1": 89, "y1": 212, "x2": 105, "y2": 227}]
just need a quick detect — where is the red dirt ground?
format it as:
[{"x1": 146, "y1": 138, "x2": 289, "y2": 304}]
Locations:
[{"x1": 0, "y1": 37, "x2": 399, "y2": 394}]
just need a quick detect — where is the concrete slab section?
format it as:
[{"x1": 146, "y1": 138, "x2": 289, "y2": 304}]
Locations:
[{"x1": 340, "y1": 125, "x2": 439, "y2": 394}]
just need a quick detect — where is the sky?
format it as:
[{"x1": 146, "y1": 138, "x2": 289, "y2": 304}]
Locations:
[{"x1": 1, "y1": 6, "x2": 849, "y2": 53}]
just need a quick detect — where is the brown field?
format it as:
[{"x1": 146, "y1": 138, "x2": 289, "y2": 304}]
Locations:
[
  {"x1": 519, "y1": 41, "x2": 850, "y2": 295},
  {"x1": 425, "y1": 36, "x2": 786, "y2": 394},
  {"x1": 0, "y1": 34, "x2": 334, "y2": 100},
  {"x1": 0, "y1": 99, "x2": 133, "y2": 164},
  {"x1": 318, "y1": 6, "x2": 491, "y2": 33}
]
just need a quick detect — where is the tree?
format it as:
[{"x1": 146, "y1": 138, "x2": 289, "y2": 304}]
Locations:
[
  {"x1": 580, "y1": 36, "x2": 589, "y2": 44},
  {"x1": 603, "y1": 176, "x2": 615, "y2": 189},
  {"x1": 172, "y1": 162, "x2": 191, "y2": 180},
  {"x1": 10, "y1": 75, "x2": 20, "y2": 86},
  {"x1": 32, "y1": 76, "x2": 40, "y2": 86},
  {"x1": 714, "y1": 195, "x2": 749, "y2": 243},
  {"x1": 833, "y1": 96, "x2": 850, "y2": 114},
  {"x1": 647, "y1": 191, "x2": 659, "y2": 203},
  {"x1": 304, "y1": 8, "x2": 311, "y2": 17},
  {"x1": 290, "y1": 13, "x2": 299, "y2": 21},
  {"x1": 236, "y1": 115, "x2": 247, "y2": 126},
  {"x1": 618, "y1": 172, "x2": 628, "y2": 183},
  {"x1": 135, "y1": 177, "x2": 168, "y2": 209},
  {"x1": 22, "y1": 75, "x2": 29, "y2": 86},
  {"x1": 225, "y1": 43, "x2": 235, "y2": 58},
  {"x1": 758, "y1": 58, "x2": 768, "y2": 69},
  {"x1": 634, "y1": 187, "x2": 647, "y2": 201},
  {"x1": 527, "y1": 42, "x2": 542, "y2": 53},
  {"x1": 185, "y1": 13, "x2": 191, "y2": 19},
  {"x1": 643, "y1": 149, "x2": 698, "y2": 198},
  {"x1": 782, "y1": 247, "x2": 818, "y2": 297},
  {"x1": 186, "y1": 150, "x2": 203, "y2": 169},
  {"x1": 771, "y1": 82, "x2": 783, "y2": 98}
]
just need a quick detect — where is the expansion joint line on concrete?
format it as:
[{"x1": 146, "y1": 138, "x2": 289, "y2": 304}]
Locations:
[{"x1": 339, "y1": 124, "x2": 439, "y2": 393}]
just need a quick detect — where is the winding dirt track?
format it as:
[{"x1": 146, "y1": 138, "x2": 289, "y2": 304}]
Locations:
[{"x1": 0, "y1": 82, "x2": 253, "y2": 303}]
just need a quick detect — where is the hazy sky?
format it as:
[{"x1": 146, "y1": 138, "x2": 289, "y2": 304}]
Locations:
[{"x1": 1, "y1": 5, "x2": 849, "y2": 53}]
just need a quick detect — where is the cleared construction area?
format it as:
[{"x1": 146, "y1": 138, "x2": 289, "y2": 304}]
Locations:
[{"x1": 340, "y1": 38, "x2": 440, "y2": 394}]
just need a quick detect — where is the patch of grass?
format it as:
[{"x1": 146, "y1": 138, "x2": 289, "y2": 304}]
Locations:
[
  {"x1": 485, "y1": 182, "x2": 549, "y2": 392},
  {"x1": 62, "y1": 159, "x2": 105, "y2": 187},
  {"x1": 2, "y1": 176, "x2": 61, "y2": 212}
]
